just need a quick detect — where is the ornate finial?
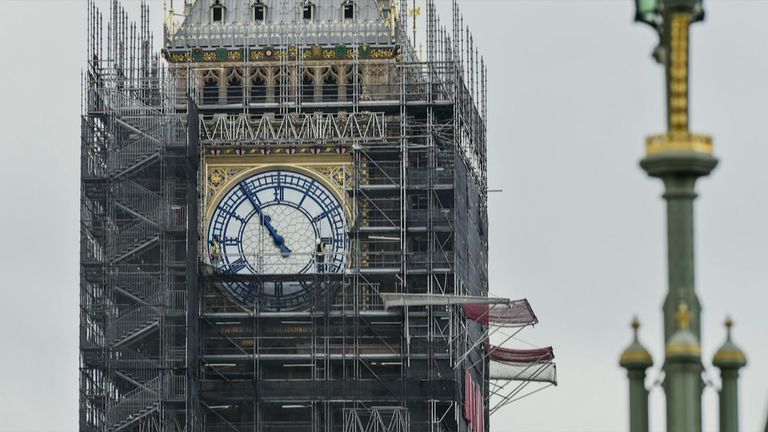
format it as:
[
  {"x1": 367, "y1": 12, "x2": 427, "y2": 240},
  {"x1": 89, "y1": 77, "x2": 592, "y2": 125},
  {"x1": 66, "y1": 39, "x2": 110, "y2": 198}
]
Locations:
[
  {"x1": 713, "y1": 315, "x2": 747, "y2": 368},
  {"x1": 666, "y1": 303, "x2": 701, "y2": 360},
  {"x1": 620, "y1": 315, "x2": 653, "y2": 368},
  {"x1": 676, "y1": 303, "x2": 690, "y2": 330}
]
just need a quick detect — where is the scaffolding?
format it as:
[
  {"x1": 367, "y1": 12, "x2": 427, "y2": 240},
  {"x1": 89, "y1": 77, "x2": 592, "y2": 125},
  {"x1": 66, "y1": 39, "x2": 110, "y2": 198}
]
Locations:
[
  {"x1": 80, "y1": 1, "x2": 191, "y2": 430},
  {"x1": 80, "y1": 1, "x2": 551, "y2": 431}
]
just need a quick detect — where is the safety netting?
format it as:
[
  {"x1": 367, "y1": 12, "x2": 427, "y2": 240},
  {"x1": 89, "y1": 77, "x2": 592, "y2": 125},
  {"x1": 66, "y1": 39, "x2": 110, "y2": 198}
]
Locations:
[
  {"x1": 485, "y1": 345, "x2": 555, "y2": 363},
  {"x1": 487, "y1": 359, "x2": 557, "y2": 415},
  {"x1": 460, "y1": 300, "x2": 537, "y2": 327},
  {"x1": 489, "y1": 360, "x2": 557, "y2": 385}
]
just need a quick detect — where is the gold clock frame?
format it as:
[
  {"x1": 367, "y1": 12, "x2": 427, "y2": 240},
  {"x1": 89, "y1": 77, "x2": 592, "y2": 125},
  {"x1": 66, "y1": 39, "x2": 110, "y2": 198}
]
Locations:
[{"x1": 202, "y1": 154, "x2": 355, "y2": 229}]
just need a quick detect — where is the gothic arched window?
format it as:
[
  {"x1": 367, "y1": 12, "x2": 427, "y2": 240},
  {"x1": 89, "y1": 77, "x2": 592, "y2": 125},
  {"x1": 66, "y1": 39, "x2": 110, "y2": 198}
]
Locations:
[
  {"x1": 202, "y1": 75, "x2": 219, "y2": 105},
  {"x1": 302, "y1": 70, "x2": 315, "y2": 102},
  {"x1": 227, "y1": 70, "x2": 244, "y2": 105},
  {"x1": 250, "y1": 73, "x2": 267, "y2": 104},
  {"x1": 322, "y1": 71, "x2": 338, "y2": 101}
]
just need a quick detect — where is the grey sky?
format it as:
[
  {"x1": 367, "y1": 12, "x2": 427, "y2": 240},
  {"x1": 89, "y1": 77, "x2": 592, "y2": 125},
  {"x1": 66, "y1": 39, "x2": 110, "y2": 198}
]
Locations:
[{"x1": 0, "y1": 1, "x2": 766, "y2": 431}]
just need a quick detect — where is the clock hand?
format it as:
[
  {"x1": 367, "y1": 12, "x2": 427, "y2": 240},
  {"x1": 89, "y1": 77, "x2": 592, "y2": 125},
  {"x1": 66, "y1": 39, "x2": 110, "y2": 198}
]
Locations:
[
  {"x1": 239, "y1": 184, "x2": 292, "y2": 258},
  {"x1": 261, "y1": 215, "x2": 292, "y2": 258}
]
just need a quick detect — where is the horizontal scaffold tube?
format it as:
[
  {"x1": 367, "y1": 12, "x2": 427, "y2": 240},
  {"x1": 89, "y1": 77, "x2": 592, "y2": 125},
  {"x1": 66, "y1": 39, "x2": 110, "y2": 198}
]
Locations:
[
  {"x1": 381, "y1": 294, "x2": 511, "y2": 309},
  {"x1": 202, "y1": 311, "x2": 402, "y2": 319},
  {"x1": 202, "y1": 353, "x2": 450, "y2": 361}
]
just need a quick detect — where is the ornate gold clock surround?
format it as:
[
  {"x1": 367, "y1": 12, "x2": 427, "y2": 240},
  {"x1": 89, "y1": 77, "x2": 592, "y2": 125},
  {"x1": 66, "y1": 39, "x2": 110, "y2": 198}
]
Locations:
[{"x1": 203, "y1": 154, "x2": 355, "y2": 224}]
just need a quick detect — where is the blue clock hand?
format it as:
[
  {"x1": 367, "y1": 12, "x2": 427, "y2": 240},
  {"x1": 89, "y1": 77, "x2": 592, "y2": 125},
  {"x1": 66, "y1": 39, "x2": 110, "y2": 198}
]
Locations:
[
  {"x1": 261, "y1": 215, "x2": 292, "y2": 258},
  {"x1": 239, "y1": 184, "x2": 292, "y2": 257}
]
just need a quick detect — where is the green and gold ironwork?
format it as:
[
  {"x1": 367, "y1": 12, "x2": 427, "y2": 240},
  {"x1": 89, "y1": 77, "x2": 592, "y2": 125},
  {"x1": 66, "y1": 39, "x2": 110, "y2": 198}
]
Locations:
[
  {"x1": 163, "y1": 45, "x2": 400, "y2": 64},
  {"x1": 621, "y1": 1, "x2": 746, "y2": 432},
  {"x1": 713, "y1": 318, "x2": 748, "y2": 432},
  {"x1": 619, "y1": 318, "x2": 653, "y2": 432}
]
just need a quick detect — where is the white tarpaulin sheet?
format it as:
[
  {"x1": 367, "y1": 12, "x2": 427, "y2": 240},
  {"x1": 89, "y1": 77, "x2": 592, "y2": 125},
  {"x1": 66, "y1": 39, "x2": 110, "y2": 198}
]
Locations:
[{"x1": 489, "y1": 361, "x2": 557, "y2": 385}]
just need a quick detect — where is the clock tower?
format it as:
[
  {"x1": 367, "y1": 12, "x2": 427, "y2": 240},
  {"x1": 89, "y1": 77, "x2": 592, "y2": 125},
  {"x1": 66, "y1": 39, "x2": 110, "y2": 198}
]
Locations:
[
  {"x1": 80, "y1": 0, "x2": 502, "y2": 431},
  {"x1": 164, "y1": 0, "x2": 492, "y2": 426}
]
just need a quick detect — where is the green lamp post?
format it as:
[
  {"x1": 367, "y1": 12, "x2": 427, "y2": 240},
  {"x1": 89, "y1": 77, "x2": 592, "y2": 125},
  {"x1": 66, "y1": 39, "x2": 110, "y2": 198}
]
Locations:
[
  {"x1": 634, "y1": 0, "x2": 717, "y2": 345},
  {"x1": 626, "y1": 2, "x2": 749, "y2": 432},
  {"x1": 713, "y1": 317, "x2": 747, "y2": 432},
  {"x1": 626, "y1": 1, "x2": 721, "y2": 432}
]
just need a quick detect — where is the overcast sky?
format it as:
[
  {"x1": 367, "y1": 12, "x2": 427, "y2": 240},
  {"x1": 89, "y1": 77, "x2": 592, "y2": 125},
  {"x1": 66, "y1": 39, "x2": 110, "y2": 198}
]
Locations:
[{"x1": 0, "y1": 1, "x2": 766, "y2": 431}]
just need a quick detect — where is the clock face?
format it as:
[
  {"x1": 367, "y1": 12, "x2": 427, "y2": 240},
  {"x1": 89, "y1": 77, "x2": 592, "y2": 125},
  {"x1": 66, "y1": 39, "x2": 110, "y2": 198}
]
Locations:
[{"x1": 207, "y1": 169, "x2": 348, "y2": 307}]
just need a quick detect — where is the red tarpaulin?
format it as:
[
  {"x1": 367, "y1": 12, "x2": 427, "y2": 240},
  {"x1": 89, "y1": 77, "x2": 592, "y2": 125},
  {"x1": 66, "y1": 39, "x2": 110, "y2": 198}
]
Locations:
[
  {"x1": 485, "y1": 345, "x2": 555, "y2": 363},
  {"x1": 464, "y1": 370, "x2": 485, "y2": 432},
  {"x1": 460, "y1": 301, "x2": 537, "y2": 327},
  {"x1": 464, "y1": 370, "x2": 472, "y2": 420}
]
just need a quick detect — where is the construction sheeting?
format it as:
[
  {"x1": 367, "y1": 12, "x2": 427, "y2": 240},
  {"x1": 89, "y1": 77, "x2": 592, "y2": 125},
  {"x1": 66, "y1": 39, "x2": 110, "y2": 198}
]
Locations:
[
  {"x1": 486, "y1": 345, "x2": 555, "y2": 363},
  {"x1": 489, "y1": 361, "x2": 557, "y2": 385},
  {"x1": 380, "y1": 293, "x2": 510, "y2": 310},
  {"x1": 461, "y1": 301, "x2": 537, "y2": 327}
]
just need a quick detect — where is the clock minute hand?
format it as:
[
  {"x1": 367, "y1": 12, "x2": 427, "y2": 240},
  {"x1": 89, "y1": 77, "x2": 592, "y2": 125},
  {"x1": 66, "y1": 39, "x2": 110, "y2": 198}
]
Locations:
[{"x1": 240, "y1": 184, "x2": 292, "y2": 258}]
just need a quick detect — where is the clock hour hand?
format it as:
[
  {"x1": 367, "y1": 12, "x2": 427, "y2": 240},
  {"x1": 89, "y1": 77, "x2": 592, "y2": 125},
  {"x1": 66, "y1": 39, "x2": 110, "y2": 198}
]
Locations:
[
  {"x1": 261, "y1": 215, "x2": 292, "y2": 258},
  {"x1": 240, "y1": 184, "x2": 292, "y2": 258}
]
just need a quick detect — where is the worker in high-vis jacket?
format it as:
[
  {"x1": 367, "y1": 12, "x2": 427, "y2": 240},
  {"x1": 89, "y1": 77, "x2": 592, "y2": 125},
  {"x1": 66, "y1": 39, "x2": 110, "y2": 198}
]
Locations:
[
  {"x1": 210, "y1": 236, "x2": 222, "y2": 265},
  {"x1": 315, "y1": 239, "x2": 325, "y2": 273}
]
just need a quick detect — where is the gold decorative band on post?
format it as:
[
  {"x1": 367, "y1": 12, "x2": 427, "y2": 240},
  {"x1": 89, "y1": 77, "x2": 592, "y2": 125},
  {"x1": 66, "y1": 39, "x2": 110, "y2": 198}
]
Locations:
[
  {"x1": 666, "y1": 342, "x2": 702, "y2": 357},
  {"x1": 645, "y1": 132, "x2": 713, "y2": 155},
  {"x1": 669, "y1": 14, "x2": 691, "y2": 133},
  {"x1": 713, "y1": 350, "x2": 748, "y2": 364},
  {"x1": 619, "y1": 351, "x2": 653, "y2": 364}
]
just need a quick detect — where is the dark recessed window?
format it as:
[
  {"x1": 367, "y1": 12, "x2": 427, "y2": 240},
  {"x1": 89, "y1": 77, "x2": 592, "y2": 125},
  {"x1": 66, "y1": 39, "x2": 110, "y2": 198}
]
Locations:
[
  {"x1": 322, "y1": 74, "x2": 338, "y2": 101},
  {"x1": 254, "y1": 4, "x2": 266, "y2": 21},
  {"x1": 302, "y1": 74, "x2": 315, "y2": 101},
  {"x1": 203, "y1": 78, "x2": 219, "y2": 105},
  {"x1": 343, "y1": 2, "x2": 354, "y2": 20},
  {"x1": 251, "y1": 76, "x2": 267, "y2": 103},
  {"x1": 212, "y1": 2, "x2": 224, "y2": 23},
  {"x1": 302, "y1": 3, "x2": 314, "y2": 21},
  {"x1": 227, "y1": 76, "x2": 243, "y2": 105}
]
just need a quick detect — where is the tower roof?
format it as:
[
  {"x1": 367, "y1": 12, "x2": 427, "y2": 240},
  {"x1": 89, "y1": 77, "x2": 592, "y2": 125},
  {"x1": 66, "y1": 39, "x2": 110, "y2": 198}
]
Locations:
[{"x1": 167, "y1": 0, "x2": 395, "y2": 50}]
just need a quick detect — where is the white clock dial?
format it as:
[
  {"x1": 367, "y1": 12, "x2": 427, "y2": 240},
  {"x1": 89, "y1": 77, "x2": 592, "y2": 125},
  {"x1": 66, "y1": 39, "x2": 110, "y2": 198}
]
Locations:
[
  {"x1": 241, "y1": 204, "x2": 317, "y2": 274},
  {"x1": 207, "y1": 169, "x2": 347, "y2": 307}
]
